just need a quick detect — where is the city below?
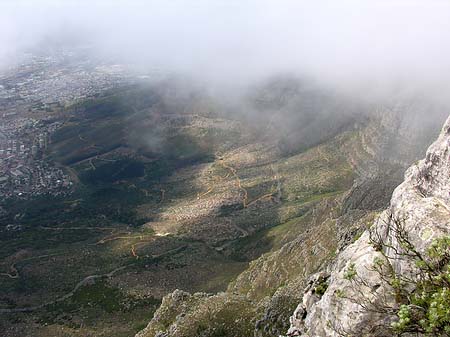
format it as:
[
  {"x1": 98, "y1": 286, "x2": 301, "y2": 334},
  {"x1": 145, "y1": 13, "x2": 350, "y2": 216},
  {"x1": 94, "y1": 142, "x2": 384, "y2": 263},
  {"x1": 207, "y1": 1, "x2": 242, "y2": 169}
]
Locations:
[{"x1": 0, "y1": 47, "x2": 159, "y2": 202}]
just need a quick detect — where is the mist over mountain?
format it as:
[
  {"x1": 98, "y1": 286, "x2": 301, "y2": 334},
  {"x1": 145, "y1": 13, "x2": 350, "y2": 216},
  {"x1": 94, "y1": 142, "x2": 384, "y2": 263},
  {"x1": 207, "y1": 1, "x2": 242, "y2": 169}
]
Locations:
[
  {"x1": 1, "y1": 2, "x2": 449, "y2": 337},
  {"x1": 2, "y1": 1, "x2": 450, "y2": 99}
]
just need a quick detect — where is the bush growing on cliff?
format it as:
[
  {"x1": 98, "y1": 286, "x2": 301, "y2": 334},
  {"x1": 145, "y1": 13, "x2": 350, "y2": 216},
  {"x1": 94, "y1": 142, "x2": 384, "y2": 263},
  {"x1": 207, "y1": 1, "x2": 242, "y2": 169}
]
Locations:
[
  {"x1": 390, "y1": 235, "x2": 450, "y2": 335},
  {"x1": 338, "y1": 215, "x2": 450, "y2": 336},
  {"x1": 370, "y1": 216, "x2": 450, "y2": 336}
]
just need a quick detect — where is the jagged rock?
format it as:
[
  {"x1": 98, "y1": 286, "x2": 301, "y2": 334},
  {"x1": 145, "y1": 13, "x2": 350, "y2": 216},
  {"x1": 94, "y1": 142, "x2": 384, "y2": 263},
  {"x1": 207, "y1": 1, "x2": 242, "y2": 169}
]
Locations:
[
  {"x1": 287, "y1": 115, "x2": 450, "y2": 336},
  {"x1": 136, "y1": 290, "x2": 258, "y2": 337}
]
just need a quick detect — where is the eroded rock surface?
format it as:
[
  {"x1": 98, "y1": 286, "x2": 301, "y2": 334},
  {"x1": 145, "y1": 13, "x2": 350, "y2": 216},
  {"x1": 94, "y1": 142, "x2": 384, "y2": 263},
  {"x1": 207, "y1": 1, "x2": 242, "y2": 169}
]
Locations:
[{"x1": 287, "y1": 115, "x2": 450, "y2": 336}]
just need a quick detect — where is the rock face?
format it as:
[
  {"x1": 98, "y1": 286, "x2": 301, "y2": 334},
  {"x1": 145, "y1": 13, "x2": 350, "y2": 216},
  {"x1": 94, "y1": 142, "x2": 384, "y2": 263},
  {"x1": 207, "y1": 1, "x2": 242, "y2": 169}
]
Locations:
[
  {"x1": 135, "y1": 290, "x2": 258, "y2": 337},
  {"x1": 287, "y1": 115, "x2": 450, "y2": 336}
]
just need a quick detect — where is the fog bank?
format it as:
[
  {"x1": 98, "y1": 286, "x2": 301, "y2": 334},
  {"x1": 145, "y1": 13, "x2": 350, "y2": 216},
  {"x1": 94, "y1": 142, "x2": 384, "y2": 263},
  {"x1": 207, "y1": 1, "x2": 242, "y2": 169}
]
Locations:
[{"x1": 1, "y1": 0, "x2": 450, "y2": 102}]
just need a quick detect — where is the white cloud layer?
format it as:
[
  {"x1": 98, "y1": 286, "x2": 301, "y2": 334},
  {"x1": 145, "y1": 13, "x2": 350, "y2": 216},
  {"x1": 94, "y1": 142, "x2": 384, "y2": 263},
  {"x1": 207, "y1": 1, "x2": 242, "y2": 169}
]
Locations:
[{"x1": 1, "y1": 0, "x2": 450, "y2": 100}]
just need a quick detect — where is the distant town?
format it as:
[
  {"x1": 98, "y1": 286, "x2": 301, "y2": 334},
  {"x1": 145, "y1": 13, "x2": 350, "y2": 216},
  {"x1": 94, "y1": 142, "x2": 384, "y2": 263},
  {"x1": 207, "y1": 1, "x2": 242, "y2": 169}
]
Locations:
[{"x1": 0, "y1": 47, "x2": 158, "y2": 200}]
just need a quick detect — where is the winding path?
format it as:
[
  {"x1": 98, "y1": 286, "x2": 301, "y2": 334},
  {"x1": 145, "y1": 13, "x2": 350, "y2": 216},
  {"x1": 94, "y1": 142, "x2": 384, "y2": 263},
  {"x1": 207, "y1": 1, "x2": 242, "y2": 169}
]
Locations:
[
  {"x1": 0, "y1": 265, "x2": 130, "y2": 314},
  {"x1": 217, "y1": 159, "x2": 281, "y2": 209},
  {"x1": 218, "y1": 158, "x2": 249, "y2": 207},
  {"x1": 0, "y1": 245, "x2": 188, "y2": 313},
  {"x1": 0, "y1": 253, "x2": 64, "y2": 280}
]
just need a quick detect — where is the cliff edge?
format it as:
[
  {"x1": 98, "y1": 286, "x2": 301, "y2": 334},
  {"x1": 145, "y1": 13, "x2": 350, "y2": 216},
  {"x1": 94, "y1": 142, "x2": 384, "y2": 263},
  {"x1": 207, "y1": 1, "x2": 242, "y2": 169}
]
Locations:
[{"x1": 287, "y1": 114, "x2": 450, "y2": 336}]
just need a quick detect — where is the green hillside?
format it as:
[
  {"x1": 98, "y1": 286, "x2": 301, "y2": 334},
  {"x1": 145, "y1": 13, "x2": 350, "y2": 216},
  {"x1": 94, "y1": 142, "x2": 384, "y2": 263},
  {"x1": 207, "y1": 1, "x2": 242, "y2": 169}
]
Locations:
[{"x1": 0, "y1": 79, "x2": 431, "y2": 337}]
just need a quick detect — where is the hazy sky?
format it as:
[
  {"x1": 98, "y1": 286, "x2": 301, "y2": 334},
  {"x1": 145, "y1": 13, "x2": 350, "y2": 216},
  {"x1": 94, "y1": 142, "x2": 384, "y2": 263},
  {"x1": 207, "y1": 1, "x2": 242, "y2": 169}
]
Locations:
[{"x1": 1, "y1": 0, "x2": 450, "y2": 99}]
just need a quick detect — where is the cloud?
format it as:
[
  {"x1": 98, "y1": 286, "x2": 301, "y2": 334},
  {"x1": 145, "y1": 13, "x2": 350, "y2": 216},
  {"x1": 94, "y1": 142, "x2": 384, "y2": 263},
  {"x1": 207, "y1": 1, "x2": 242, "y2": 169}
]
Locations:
[{"x1": 1, "y1": 0, "x2": 450, "y2": 101}]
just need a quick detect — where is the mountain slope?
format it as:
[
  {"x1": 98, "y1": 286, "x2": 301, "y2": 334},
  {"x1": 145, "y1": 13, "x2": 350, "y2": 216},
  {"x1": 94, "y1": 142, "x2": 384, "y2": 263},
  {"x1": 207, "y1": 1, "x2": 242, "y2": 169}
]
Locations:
[
  {"x1": 133, "y1": 90, "x2": 448, "y2": 337},
  {"x1": 2, "y1": 78, "x2": 447, "y2": 337},
  {"x1": 135, "y1": 107, "x2": 446, "y2": 337},
  {"x1": 287, "y1": 115, "x2": 450, "y2": 336}
]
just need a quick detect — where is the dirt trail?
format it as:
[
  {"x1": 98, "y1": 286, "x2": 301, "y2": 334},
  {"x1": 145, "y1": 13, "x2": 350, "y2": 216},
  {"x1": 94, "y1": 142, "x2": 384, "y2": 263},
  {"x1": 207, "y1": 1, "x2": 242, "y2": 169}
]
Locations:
[
  {"x1": 40, "y1": 225, "x2": 117, "y2": 232},
  {"x1": 1, "y1": 147, "x2": 284, "y2": 308},
  {"x1": 0, "y1": 226, "x2": 125, "y2": 279},
  {"x1": 246, "y1": 193, "x2": 275, "y2": 208},
  {"x1": 88, "y1": 158, "x2": 96, "y2": 170},
  {"x1": 94, "y1": 231, "x2": 134, "y2": 244},
  {"x1": 95, "y1": 231, "x2": 155, "y2": 258},
  {"x1": 217, "y1": 159, "x2": 281, "y2": 209},
  {"x1": 131, "y1": 238, "x2": 155, "y2": 258},
  {"x1": 195, "y1": 163, "x2": 221, "y2": 200},
  {"x1": 317, "y1": 146, "x2": 330, "y2": 163},
  {"x1": 96, "y1": 157, "x2": 116, "y2": 163},
  {"x1": 0, "y1": 263, "x2": 18, "y2": 279},
  {"x1": 197, "y1": 187, "x2": 214, "y2": 199},
  {"x1": 0, "y1": 265, "x2": 131, "y2": 313},
  {"x1": 0, "y1": 245, "x2": 188, "y2": 313},
  {"x1": 88, "y1": 153, "x2": 118, "y2": 171},
  {"x1": 0, "y1": 253, "x2": 63, "y2": 280},
  {"x1": 246, "y1": 164, "x2": 282, "y2": 207},
  {"x1": 218, "y1": 159, "x2": 249, "y2": 208}
]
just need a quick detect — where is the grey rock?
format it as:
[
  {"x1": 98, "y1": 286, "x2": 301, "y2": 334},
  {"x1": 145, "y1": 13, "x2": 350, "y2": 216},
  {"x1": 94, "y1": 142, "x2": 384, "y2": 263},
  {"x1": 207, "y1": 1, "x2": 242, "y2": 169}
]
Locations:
[{"x1": 287, "y1": 115, "x2": 450, "y2": 336}]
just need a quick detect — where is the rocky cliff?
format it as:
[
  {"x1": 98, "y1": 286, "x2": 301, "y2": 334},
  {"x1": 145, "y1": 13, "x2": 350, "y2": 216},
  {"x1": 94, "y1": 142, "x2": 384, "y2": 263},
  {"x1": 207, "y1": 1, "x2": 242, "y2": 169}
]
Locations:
[{"x1": 287, "y1": 115, "x2": 450, "y2": 336}]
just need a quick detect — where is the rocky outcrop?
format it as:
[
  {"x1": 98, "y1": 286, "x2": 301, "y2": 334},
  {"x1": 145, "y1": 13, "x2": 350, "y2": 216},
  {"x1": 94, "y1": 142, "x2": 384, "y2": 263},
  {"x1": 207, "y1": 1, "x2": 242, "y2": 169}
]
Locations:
[
  {"x1": 287, "y1": 115, "x2": 450, "y2": 336},
  {"x1": 135, "y1": 290, "x2": 258, "y2": 337}
]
